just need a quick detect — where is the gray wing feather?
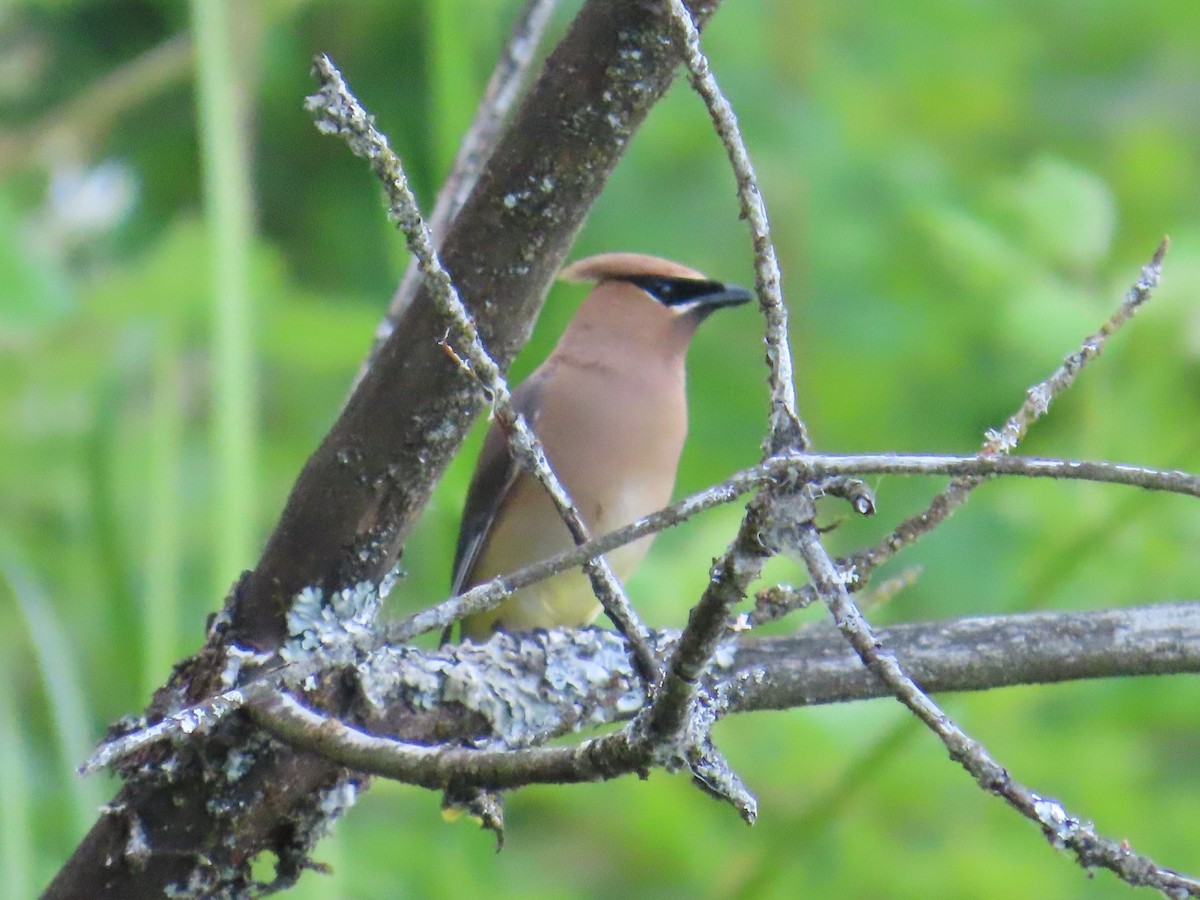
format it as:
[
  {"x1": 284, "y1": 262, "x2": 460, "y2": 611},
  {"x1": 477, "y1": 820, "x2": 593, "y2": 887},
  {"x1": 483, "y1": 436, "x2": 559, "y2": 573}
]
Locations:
[{"x1": 449, "y1": 375, "x2": 545, "y2": 594}]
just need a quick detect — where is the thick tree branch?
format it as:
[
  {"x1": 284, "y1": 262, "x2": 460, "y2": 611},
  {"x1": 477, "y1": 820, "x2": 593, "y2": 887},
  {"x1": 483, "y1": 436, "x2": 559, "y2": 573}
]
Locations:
[
  {"x1": 82, "y1": 599, "x2": 1200, "y2": 784},
  {"x1": 728, "y1": 601, "x2": 1200, "y2": 711},
  {"x1": 47, "y1": 1, "x2": 1194, "y2": 894},
  {"x1": 233, "y1": 0, "x2": 720, "y2": 652},
  {"x1": 245, "y1": 601, "x2": 1200, "y2": 789},
  {"x1": 46, "y1": 3, "x2": 723, "y2": 897},
  {"x1": 305, "y1": 53, "x2": 656, "y2": 681}
]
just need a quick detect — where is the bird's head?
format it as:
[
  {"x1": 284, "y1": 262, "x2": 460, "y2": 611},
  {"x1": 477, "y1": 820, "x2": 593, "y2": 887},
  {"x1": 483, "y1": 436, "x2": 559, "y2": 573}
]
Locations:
[{"x1": 557, "y1": 252, "x2": 753, "y2": 362}]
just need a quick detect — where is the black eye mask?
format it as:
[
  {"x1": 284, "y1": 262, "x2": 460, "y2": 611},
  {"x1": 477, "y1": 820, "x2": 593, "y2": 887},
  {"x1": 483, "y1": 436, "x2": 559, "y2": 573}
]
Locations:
[{"x1": 623, "y1": 274, "x2": 752, "y2": 310}]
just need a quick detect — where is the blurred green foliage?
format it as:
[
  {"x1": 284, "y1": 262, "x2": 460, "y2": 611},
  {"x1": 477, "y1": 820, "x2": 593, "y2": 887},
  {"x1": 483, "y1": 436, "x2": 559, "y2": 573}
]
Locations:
[{"x1": 3, "y1": 1, "x2": 1200, "y2": 897}]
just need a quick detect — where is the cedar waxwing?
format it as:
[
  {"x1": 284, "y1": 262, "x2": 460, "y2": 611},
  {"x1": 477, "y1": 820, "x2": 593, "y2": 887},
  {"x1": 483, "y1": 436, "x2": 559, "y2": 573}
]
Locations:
[{"x1": 452, "y1": 252, "x2": 752, "y2": 641}]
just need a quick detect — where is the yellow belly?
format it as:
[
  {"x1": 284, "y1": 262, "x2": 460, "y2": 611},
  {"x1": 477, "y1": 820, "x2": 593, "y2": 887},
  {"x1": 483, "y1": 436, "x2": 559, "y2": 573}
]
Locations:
[
  {"x1": 459, "y1": 468, "x2": 658, "y2": 642},
  {"x1": 460, "y1": 535, "x2": 651, "y2": 641}
]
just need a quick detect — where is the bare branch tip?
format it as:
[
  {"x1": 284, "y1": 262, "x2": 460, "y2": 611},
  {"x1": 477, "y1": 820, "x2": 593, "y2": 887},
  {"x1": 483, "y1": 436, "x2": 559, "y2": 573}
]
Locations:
[
  {"x1": 311, "y1": 53, "x2": 336, "y2": 81},
  {"x1": 1154, "y1": 235, "x2": 1170, "y2": 265}
]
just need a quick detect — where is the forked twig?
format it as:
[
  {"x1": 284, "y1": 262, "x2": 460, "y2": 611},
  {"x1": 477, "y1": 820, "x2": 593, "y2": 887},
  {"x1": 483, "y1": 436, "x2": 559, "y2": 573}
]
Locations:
[{"x1": 752, "y1": 239, "x2": 1170, "y2": 626}]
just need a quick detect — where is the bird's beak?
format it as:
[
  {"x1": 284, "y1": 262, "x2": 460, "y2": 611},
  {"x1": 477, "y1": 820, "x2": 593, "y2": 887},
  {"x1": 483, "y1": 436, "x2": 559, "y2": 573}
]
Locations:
[
  {"x1": 698, "y1": 283, "x2": 753, "y2": 310},
  {"x1": 687, "y1": 283, "x2": 753, "y2": 320}
]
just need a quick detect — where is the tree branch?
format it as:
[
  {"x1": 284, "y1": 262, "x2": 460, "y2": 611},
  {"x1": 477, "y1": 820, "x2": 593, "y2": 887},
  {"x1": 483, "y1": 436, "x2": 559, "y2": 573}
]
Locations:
[
  {"x1": 657, "y1": 2, "x2": 1192, "y2": 892},
  {"x1": 793, "y1": 525, "x2": 1199, "y2": 897},
  {"x1": 386, "y1": 450, "x2": 1200, "y2": 643},
  {"x1": 753, "y1": 238, "x2": 1169, "y2": 626},
  {"x1": 233, "y1": 0, "x2": 721, "y2": 651},
  {"x1": 245, "y1": 601, "x2": 1200, "y2": 790},
  {"x1": 46, "y1": 1, "x2": 1195, "y2": 895},
  {"x1": 826, "y1": 239, "x2": 1169, "y2": 608},
  {"x1": 728, "y1": 601, "x2": 1200, "y2": 712},
  {"x1": 664, "y1": 0, "x2": 804, "y2": 451},
  {"x1": 380, "y1": 0, "x2": 560, "y2": 336},
  {"x1": 305, "y1": 53, "x2": 656, "y2": 680},
  {"x1": 45, "y1": 3, "x2": 724, "y2": 896}
]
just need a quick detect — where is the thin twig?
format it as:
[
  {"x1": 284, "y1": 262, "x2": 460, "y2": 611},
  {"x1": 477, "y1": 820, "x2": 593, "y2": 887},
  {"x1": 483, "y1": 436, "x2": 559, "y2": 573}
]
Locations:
[
  {"x1": 385, "y1": 467, "x2": 751, "y2": 642},
  {"x1": 374, "y1": 0, "x2": 559, "y2": 347},
  {"x1": 622, "y1": 0, "x2": 819, "y2": 805},
  {"x1": 253, "y1": 690, "x2": 647, "y2": 791},
  {"x1": 392, "y1": 449, "x2": 1200, "y2": 641},
  {"x1": 791, "y1": 525, "x2": 1199, "y2": 898},
  {"x1": 425, "y1": 0, "x2": 559, "y2": 243},
  {"x1": 754, "y1": 239, "x2": 1171, "y2": 626},
  {"x1": 663, "y1": 3, "x2": 1189, "y2": 891},
  {"x1": 785, "y1": 452, "x2": 1200, "y2": 494},
  {"x1": 852, "y1": 241, "x2": 1168, "y2": 574},
  {"x1": 643, "y1": 492, "x2": 776, "y2": 744},
  {"x1": 664, "y1": 0, "x2": 804, "y2": 452},
  {"x1": 305, "y1": 55, "x2": 658, "y2": 683}
]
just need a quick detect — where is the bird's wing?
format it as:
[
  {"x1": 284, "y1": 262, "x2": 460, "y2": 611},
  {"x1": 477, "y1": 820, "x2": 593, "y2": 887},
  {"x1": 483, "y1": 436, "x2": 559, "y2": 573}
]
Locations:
[{"x1": 449, "y1": 374, "x2": 545, "y2": 595}]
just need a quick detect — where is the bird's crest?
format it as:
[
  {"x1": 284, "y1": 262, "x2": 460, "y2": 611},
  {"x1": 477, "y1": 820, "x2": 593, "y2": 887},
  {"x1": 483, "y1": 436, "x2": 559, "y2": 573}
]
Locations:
[{"x1": 559, "y1": 252, "x2": 707, "y2": 283}]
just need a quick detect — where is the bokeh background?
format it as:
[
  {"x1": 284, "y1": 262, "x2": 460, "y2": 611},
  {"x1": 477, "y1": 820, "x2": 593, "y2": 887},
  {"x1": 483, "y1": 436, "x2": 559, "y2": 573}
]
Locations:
[{"x1": 4, "y1": 1, "x2": 1200, "y2": 897}]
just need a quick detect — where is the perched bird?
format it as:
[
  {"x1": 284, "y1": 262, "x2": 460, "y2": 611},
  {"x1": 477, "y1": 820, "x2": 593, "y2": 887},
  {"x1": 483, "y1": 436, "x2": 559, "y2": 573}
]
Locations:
[{"x1": 451, "y1": 252, "x2": 752, "y2": 640}]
